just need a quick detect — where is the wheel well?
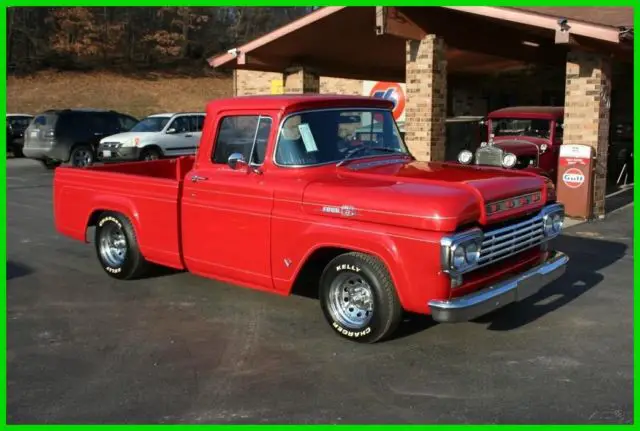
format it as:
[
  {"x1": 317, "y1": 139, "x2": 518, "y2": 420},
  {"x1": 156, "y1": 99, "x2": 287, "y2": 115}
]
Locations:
[
  {"x1": 290, "y1": 247, "x2": 351, "y2": 299},
  {"x1": 71, "y1": 142, "x2": 93, "y2": 152},
  {"x1": 141, "y1": 145, "x2": 164, "y2": 156},
  {"x1": 87, "y1": 209, "x2": 106, "y2": 228}
]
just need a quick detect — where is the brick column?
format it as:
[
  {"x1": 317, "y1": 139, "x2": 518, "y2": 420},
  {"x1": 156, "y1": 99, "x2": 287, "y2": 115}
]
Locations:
[
  {"x1": 404, "y1": 34, "x2": 447, "y2": 162},
  {"x1": 283, "y1": 66, "x2": 320, "y2": 94},
  {"x1": 563, "y1": 49, "x2": 612, "y2": 219}
]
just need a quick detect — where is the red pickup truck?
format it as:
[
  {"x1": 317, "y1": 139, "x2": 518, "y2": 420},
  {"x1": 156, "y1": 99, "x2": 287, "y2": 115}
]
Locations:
[{"x1": 53, "y1": 94, "x2": 569, "y2": 343}]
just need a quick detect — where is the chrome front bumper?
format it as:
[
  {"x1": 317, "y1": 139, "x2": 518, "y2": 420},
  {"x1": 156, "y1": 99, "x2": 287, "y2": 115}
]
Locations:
[{"x1": 428, "y1": 251, "x2": 569, "y2": 323}]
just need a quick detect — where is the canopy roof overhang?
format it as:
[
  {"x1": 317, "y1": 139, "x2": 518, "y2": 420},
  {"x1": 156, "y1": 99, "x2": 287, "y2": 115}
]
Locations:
[{"x1": 209, "y1": 6, "x2": 633, "y2": 83}]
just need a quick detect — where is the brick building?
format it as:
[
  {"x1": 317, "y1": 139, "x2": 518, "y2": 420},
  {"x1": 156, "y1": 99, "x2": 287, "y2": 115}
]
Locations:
[{"x1": 209, "y1": 6, "x2": 634, "y2": 219}]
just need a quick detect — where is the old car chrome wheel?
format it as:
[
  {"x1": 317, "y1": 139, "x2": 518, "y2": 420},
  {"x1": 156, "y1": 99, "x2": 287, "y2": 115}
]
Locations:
[
  {"x1": 72, "y1": 148, "x2": 93, "y2": 167},
  {"x1": 328, "y1": 273, "x2": 374, "y2": 329},
  {"x1": 99, "y1": 222, "x2": 128, "y2": 267}
]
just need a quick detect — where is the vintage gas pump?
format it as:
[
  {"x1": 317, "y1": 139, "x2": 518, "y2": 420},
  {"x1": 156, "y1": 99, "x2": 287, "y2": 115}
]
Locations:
[{"x1": 556, "y1": 144, "x2": 595, "y2": 219}]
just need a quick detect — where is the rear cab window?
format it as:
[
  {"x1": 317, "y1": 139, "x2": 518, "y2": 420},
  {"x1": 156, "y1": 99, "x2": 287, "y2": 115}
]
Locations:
[{"x1": 212, "y1": 115, "x2": 273, "y2": 166}]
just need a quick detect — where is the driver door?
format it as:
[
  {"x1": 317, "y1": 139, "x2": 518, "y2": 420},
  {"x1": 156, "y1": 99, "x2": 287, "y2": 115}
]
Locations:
[{"x1": 181, "y1": 112, "x2": 276, "y2": 288}]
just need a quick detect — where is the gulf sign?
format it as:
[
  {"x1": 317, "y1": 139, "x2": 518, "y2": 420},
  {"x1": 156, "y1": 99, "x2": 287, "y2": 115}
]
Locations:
[
  {"x1": 362, "y1": 81, "x2": 406, "y2": 122},
  {"x1": 562, "y1": 168, "x2": 585, "y2": 189}
]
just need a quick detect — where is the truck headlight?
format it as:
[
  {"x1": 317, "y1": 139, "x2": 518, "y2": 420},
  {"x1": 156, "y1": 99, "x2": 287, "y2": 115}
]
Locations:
[
  {"x1": 465, "y1": 241, "x2": 480, "y2": 265},
  {"x1": 541, "y1": 204, "x2": 565, "y2": 239},
  {"x1": 458, "y1": 150, "x2": 473, "y2": 165},
  {"x1": 441, "y1": 228, "x2": 484, "y2": 274},
  {"x1": 502, "y1": 152, "x2": 517, "y2": 168},
  {"x1": 552, "y1": 213, "x2": 563, "y2": 233},
  {"x1": 452, "y1": 246, "x2": 466, "y2": 268}
]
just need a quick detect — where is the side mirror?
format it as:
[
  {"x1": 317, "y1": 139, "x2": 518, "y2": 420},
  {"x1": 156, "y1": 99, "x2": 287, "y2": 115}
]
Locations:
[
  {"x1": 227, "y1": 152, "x2": 247, "y2": 170},
  {"x1": 166, "y1": 128, "x2": 177, "y2": 134}
]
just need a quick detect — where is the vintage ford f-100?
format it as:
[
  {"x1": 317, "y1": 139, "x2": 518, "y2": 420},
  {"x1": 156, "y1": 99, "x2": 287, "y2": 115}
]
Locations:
[{"x1": 53, "y1": 95, "x2": 569, "y2": 343}]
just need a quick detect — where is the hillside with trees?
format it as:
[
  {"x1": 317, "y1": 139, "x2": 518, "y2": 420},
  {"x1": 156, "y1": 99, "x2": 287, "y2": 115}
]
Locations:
[
  {"x1": 8, "y1": 7, "x2": 314, "y2": 74},
  {"x1": 7, "y1": 7, "x2": 314, "y2": 115}
]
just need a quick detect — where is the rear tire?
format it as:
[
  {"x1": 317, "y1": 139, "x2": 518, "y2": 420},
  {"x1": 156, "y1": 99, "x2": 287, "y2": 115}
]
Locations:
[
  {"x1": 69, "y1": 144, "x2": 95, "y2": 168},
  {"x1": 12, "y1": 147, "x2": 24, "y2": 158},
  {"x1": 94, "y1": 211, "x2": 151, "y2": 280},
  {"x1": 319, "y1": 252, "x2": 403, "y2": 343},
  {"x1": 140, "y1": 147, "x2": 162, "y2": 161}
]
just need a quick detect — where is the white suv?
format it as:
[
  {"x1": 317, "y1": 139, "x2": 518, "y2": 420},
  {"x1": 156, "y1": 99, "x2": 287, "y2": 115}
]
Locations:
[{"x1": 97, "y1": 112, "x2": 205, "y2": 162}]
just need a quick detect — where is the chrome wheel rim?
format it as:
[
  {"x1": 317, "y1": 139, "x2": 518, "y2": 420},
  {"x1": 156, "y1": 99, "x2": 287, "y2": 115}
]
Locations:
[
  {"x1": 99, "y1": 223, "x2": 127, "y2": 267},
  {"x1": 328, "y1": 273, "x2": 374, "y2": 329},
  {"x1": 72, "y1": 149, "x2": 93, "y2": 167}
]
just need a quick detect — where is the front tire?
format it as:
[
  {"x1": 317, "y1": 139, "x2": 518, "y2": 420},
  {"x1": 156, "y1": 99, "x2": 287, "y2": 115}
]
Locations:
[
  {"x1": 319, "y1": 252, "x2": 403, "y2": 343},
  {"x1": 94, "y1": 211, "x2": 151, "y2": 280}
]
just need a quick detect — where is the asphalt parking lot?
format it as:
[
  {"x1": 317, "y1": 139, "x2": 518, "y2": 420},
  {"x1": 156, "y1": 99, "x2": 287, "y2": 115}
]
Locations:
[{"x1": 7, "y1": 157, "x2": 634, "y2": 424}]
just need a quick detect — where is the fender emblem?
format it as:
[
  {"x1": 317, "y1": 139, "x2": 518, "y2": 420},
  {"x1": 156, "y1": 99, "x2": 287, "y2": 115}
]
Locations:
[
  {"x1": 321, "y1": 205, "x2": 358, "y2": 217},
  {"x1": 340, "y1": 205, "x2": 357, "y2": 217}
]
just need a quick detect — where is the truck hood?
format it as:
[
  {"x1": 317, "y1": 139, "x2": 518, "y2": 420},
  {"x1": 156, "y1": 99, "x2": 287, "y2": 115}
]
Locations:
[
  {"x1": 492, "y1": 136, "x2": 549, "y2": 155},
  {"x1": 302, "y1": 157, "x2": 547, "y2": 232}
]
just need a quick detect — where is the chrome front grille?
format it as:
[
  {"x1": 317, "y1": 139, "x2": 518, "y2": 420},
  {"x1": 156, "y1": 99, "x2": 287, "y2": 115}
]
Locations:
[
  {"x1": 477, "y1": 213, "x2": 545, "y2": 268},
  {"x1": 475, "y1": 145, "x2": 503, "y2": 166}
]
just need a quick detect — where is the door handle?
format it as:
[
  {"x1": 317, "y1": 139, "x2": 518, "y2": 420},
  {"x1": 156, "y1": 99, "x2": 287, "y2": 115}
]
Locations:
[
  {"x1": 185, "y1": 134, "x2": 193, "y2": 137},
  {"x1": 190, "y1": 174, "x2": 208, "y2": 183}
]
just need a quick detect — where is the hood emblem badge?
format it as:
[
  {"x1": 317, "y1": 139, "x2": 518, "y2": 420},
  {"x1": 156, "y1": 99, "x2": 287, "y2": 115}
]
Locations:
[{"x1": 486, "y1": 192, "x2": 541, "y2": 215}]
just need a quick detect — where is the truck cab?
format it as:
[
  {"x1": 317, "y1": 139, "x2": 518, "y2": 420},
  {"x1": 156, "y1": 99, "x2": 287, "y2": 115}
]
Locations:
[{"x1": 53, "y1": 95, "x2": 569, "y2": 343}]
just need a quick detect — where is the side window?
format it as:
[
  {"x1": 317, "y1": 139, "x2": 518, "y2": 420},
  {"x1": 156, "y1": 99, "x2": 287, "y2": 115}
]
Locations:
[
  {"x1": 555, "y1": 120, "x2": 564, "y2": 139},
  {"x1": 86, "y1": 113, "x2": 110, "y2": 133},
  {"x1": 212, "y1": 115, "x2": 272, "y2": 165},
  {"x1": 168, "y1": 116, "x2": 190, "y2": 133},
  {"x1": 252, "y1": 117, "x2": 273, "y2": 165},
  {"x1": 186, "y1": 115, "x2": 204, "y2": 133},
  {"x1": 194, "y1": 115, "x2": 205, "y2": 132}
]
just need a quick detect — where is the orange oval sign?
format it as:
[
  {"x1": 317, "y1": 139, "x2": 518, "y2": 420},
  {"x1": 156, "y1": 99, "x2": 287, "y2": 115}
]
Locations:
[{"x1": 368, "y1": 82, "x2": 406, "y2": 121}]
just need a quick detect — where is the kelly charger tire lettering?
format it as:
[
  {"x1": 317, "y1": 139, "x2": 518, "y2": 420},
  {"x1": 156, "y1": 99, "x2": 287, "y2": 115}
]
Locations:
[
  {"x1": 93, "y1": 211, "x2": 151, "y2": 280},
  {"x1": 319, "y1": 252, "x2": 403, "y2": 343}
]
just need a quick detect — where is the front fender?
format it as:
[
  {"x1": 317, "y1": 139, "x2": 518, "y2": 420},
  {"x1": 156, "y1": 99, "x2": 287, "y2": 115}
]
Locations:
[{"x1": 271, "y1": 217, "x2": 446, "y2": 313}]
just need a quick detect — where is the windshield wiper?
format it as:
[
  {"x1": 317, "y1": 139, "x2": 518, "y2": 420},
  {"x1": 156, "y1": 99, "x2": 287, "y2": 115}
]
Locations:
[{"x1": 336, "y1": 146, "x2": 401, "y2": 167}]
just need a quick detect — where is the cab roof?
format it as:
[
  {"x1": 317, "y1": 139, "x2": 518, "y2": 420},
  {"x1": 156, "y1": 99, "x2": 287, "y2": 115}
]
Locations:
[
  {"x1": 488, "y1": 106, "x2": 564, "y2": 120},
  {"x1": 205, "y1": 94, "x2": 394, "y2": 114}
]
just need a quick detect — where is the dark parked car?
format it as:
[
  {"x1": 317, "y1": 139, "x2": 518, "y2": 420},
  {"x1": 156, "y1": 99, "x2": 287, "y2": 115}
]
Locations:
[
  {"x1": 6, "y1": 113, "x2": 34, "y2": 157},
  {"x1": 22, "y1": 108, "x2": 138, "y2": 169}
]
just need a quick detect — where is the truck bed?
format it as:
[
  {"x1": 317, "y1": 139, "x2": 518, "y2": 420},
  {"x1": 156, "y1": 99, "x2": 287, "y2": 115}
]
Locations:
[
  {"x1": 53, "y1": 156, "x2": 195, "y2": 270},
  {"x1": 89, "y1": 156, "x2": 196, "y2": 180}
]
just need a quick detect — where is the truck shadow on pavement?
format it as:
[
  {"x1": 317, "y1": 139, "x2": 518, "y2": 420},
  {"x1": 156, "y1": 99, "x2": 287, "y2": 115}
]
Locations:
[
  {"x1": 6, "y1": 261, "x2": 33, "y2": 281},
  {"x1": 393, "y1": 233, "x2": 628, "y2": 339},
  {"x1": 471, "y1": 233, "x2": 628, "y2": 332}
]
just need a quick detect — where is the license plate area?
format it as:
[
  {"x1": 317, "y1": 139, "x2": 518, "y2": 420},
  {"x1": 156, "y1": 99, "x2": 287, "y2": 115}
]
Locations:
[{"x1": 102, "y1": 150, "x2": 112, "y2": 158}]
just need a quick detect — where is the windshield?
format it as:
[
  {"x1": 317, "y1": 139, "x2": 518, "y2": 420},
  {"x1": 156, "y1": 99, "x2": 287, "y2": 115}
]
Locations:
[
  {"x1": 491, "y1": 118, "x2": 551, "y2": 139},
  {"x1": 274, "y1": 108, "x2": 409, "y2": 166},
  {"x1": 130, "y1": 116, "x2": 171, "y2": 132}
]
